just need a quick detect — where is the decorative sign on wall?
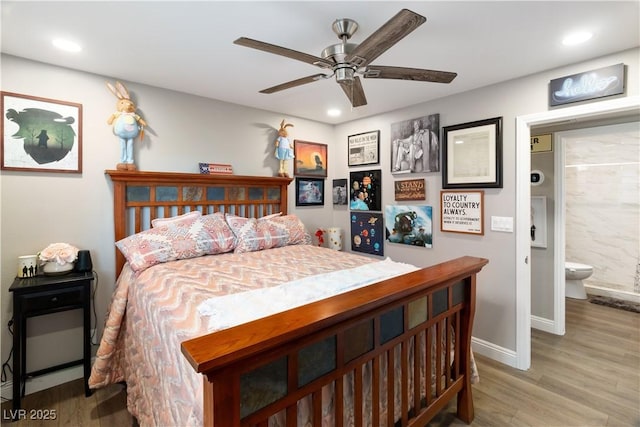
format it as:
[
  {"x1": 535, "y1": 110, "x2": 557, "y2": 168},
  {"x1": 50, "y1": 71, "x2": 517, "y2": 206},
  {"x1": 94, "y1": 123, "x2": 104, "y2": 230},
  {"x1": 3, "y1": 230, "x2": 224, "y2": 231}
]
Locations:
[
  {"x1": 440, "y1": 190, "x2": 484, "y2": 235},
  {"x1": 394, "y1": 178, "x2": 426, "y2": 201},
  {"x1": 530, "y1": 134, "x2": 552, "y2": 153},
  {"x1": 549, "y1": 63, "x2": 625, "y2": 107}
]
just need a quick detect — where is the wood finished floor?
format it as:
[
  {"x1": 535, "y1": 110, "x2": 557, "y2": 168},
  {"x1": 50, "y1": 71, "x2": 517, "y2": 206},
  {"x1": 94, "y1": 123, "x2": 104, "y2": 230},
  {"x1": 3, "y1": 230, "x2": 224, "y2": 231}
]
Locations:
[{"x1": 2, "y1": 298, "x2": 638, "y2": 426}]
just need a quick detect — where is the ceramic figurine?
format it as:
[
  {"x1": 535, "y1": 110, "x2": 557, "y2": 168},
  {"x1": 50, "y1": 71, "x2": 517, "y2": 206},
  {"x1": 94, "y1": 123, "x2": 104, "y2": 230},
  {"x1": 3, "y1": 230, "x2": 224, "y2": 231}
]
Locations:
[{"x1": 107, "y1": 81, "x2": 147, "y2": 171}]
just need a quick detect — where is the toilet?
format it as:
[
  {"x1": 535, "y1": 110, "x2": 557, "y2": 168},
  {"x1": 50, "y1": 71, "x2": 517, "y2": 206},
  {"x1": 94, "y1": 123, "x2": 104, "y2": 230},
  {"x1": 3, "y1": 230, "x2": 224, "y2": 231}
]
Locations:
[{"x1": 565, "y1": 261, "x2": 594, "y2": 299}]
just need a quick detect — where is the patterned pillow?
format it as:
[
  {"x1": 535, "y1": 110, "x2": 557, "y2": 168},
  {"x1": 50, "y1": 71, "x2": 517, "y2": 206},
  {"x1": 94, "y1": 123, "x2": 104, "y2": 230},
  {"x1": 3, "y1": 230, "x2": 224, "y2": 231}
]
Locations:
[
  {"x1": 267, "y1": 214, "x2": 312, "y2": 245},
  {"x1": 151, "y1": 210, "x2": 201, "y2": 228},
  {"x1": 116, "y1": 212, "x2": 235, "y2": 272},
  {"x1": 226, "y1": 214, "x2": 290, "y2": 254}
]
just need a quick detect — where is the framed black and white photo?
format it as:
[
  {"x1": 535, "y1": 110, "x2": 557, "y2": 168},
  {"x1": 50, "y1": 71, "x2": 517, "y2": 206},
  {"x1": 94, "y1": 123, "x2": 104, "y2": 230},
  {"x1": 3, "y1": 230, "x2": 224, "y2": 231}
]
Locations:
[
  {"x1": 390, "y1": 114, "x2": 440, "y2": 174},
  {"x1": 1, "y1": 92, "x2": 82, "y2": 173},
  {"x1": 295, "y1": 177, "x2": 324, "y2": 206},
  {"x1": 348, "y1": 130, "x2": 379, "y2": 167},
  {"x1": 442, "y1": 117, "x2": 502, "y2": 188}
]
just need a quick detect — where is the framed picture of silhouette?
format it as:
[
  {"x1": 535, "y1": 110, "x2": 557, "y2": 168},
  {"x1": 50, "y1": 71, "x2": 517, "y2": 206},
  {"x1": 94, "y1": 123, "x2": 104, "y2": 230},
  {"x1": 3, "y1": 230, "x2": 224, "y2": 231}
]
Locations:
[
  {"x1": 293, "y1": 140, "x2": 327, "y2": 177},
  {"x1": 1, "y1": 92, "x2": 82, "y2": 173}
]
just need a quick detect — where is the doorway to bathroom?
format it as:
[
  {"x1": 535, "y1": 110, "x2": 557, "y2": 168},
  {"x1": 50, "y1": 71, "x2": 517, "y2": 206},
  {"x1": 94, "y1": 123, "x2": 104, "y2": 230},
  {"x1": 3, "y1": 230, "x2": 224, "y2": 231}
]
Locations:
[
  {"x1": 514, "y1": 96, "x2": 639, "y2": 370},
  {"x1": 557, "y1": 122, "x2": 639, "y2": 303},
  {"x1": 529, "y1": 119, "x2": 639, "y2": 332}
]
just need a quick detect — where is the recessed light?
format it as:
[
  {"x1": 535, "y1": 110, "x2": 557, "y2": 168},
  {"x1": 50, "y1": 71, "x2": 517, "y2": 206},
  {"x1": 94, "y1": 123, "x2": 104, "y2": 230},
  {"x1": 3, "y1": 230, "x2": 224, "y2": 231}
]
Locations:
[
  {"x1": 327, "y1": 108, "x2": 341, "y2": 117},
  {"x1": 562, "y1": 31, "x2": 593, "y2": 46},
  {"x1": 52, "y1": 38, "x2": 81, "y2": 53}
]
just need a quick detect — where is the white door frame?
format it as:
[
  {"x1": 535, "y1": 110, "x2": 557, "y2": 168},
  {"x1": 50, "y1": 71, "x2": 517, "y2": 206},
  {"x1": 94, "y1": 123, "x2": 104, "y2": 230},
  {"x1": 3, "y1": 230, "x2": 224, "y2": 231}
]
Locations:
[{"x1": 515, "y1": 96, "x2": 639, "y2": 370}]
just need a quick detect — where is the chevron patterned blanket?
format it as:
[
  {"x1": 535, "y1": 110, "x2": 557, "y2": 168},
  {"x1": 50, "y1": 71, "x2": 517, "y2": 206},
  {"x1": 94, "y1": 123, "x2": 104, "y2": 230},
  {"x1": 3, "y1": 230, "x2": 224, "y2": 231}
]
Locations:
[{"x1": 89, "y1": 245, "x2": 379, "y2": 426}]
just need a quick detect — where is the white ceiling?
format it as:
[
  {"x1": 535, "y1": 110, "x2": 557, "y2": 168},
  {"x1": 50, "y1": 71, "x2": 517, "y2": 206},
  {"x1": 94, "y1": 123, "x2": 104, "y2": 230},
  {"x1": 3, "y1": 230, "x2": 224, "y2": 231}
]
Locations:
[{"x1": 1, "y1": 1, "x2": 639, "y2": 125}]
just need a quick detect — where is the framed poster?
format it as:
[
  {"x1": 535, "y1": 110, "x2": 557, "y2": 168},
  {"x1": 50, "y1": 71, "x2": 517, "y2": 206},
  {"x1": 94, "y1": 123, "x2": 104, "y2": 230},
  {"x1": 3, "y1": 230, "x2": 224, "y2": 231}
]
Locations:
[
  {"x1": 349, "y1": 169, "x2": 381, "y2": 211},
  {"x1": 348, "y1": 130, "x2": 379, "y2": 166},
  {"x1": 530, "y1": 196, "x2": 547, "y2": 248},
  {"x1": 442, "y1": 117, "x2": 502, "y2": 188},
  {"x1": 350, "y1": 211, "x2": 384, "y2": 256},
  {"x1": 295, "y1": 177, "x2": 324, "y2": 206},
  {"x1": 390, "y1": 114, "x2": 440, "y2": 174},
  {"x1": 294, "y1": 140, "x2": 327, "y2": 177},
  {"x1": 385, "y1": 205, "x2": 433, "y2": 248},
  {"x1": 440, "y1": 190, "x2": 484, "y2": 235},
  {"x1": 1, "y1": 92, "x2": 82, "y2": 173},
  {"x1": 332, "y1": 178, "x2": 348, "y2": 205}
]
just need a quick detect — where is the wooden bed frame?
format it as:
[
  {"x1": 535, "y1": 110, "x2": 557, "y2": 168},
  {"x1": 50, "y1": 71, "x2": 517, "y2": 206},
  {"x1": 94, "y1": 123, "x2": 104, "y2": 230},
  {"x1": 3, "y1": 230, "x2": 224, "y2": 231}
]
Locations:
[{"x1": 106, "y1": 170, "x2": 488, "y2": 427}]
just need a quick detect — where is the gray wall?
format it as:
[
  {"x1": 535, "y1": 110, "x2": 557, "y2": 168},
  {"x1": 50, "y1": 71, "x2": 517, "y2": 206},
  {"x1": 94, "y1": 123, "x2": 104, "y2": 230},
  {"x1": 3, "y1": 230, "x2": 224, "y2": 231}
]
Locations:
[{"x1": 2, "y1": 47, "x2": 639, "y2": 391}]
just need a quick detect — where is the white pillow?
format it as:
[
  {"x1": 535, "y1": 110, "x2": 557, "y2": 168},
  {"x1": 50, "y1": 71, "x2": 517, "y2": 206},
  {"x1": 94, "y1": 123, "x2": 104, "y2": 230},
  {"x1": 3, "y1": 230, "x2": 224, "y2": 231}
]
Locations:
[{"x1": 151, "y1": 211, "x2": 201, "y2": 228}]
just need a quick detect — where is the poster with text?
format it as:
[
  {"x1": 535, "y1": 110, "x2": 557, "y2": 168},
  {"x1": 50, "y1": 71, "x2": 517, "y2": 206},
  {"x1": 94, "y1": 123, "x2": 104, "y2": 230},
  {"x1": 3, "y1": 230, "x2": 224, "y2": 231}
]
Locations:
[{"x1": 440, "y1": 190, "x2": 484, "y2": 235}]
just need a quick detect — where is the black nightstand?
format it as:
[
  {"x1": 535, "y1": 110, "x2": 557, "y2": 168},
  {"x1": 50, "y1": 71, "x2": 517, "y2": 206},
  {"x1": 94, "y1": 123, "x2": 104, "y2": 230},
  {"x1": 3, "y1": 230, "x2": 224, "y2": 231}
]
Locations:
[{"x1": 8, "y1": 271, "x2": 94, "y2": 415}]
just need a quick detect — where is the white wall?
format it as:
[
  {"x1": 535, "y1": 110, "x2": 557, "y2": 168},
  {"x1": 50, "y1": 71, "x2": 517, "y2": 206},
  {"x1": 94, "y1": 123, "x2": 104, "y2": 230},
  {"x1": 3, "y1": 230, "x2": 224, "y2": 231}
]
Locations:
[{"x1": 1, "y1": 47, "x2": 639, "y2": 391}]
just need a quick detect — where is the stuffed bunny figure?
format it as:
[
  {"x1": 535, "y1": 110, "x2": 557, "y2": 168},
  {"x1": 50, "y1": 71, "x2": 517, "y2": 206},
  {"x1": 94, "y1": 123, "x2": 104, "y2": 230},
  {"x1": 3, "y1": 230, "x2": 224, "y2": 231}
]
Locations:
[
  {"x1": 275, "y1": 119, "x2": 294, "y2": 177},
  {"x1": 107, "y1": 81, "x2": 147, "y2": 170}
]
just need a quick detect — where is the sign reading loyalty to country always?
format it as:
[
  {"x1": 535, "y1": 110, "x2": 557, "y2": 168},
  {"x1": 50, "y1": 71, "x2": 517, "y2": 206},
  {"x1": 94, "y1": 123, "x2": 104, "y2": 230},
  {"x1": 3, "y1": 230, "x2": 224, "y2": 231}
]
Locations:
[{"x1": 440, "y1": 190, "x2": 484, "y2": 235}]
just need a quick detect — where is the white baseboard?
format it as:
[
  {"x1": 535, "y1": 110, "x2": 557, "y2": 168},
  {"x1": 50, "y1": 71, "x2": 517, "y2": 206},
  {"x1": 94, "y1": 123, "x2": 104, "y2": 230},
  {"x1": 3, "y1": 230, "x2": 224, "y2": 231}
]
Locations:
[
  {"x1": 1, "y1": 364, "x2": 85, "y2": 402},
  {"x1": 531, "y1": 315, "x2": 556, "y2": 333},
  {"x1": 585, "y1": 285, "x2": 640, "y2": 303},
  {"x1": 471, "y1": 336, "x2": 518, "y2": 369}
]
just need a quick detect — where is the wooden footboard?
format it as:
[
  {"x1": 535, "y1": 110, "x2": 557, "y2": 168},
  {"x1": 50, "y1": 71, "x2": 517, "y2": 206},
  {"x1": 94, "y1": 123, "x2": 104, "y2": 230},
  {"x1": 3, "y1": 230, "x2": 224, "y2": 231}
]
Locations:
[{"x1": 182, "y1": 256, "x2": 488, "y2": 426}]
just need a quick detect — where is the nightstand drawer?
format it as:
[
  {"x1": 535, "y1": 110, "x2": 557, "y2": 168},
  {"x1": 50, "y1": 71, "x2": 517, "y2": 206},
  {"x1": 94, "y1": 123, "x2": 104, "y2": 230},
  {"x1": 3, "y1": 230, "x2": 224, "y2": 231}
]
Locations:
[{"x1": 21, "y1": 287, "x2": 84, "y2": 312}]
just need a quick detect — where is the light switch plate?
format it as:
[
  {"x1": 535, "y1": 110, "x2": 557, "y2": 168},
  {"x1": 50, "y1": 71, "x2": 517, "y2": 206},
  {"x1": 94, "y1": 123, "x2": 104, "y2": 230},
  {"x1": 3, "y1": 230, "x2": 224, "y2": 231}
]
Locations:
[{"x1": 491, "y1": 216, "x2": 514, "y2": 232}]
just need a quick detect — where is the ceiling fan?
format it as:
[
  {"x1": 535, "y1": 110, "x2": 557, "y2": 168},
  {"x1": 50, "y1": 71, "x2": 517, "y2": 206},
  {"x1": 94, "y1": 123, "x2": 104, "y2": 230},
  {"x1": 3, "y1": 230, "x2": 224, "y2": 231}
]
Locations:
[{"x1": 234, "y1": 9, "x2": 457, "y2": 108}]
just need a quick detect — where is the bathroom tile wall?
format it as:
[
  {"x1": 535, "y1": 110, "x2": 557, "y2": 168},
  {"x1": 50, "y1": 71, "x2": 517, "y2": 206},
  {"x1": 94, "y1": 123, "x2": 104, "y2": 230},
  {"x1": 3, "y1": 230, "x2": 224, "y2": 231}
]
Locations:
[{"x1": 564, "y1": 121, "x2": 640, "y2": 294}]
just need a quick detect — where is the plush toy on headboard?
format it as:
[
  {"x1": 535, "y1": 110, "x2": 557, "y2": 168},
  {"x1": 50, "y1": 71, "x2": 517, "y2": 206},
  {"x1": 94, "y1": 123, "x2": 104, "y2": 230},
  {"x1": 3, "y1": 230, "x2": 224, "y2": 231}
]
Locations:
[
  {"x1": 107, "y1": 81, "x2": 147, "y2": 171},
  {"x1": 275, "y1": 119, "x2": 294, "y2": 177}
]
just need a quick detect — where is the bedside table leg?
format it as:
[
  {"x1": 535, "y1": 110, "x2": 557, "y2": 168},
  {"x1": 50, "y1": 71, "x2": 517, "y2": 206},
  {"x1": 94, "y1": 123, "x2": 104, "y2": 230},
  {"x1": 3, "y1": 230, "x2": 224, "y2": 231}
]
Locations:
[
  {"x1": 83, "y1": 282, "x2": 92, "y2": 397},
  {"x1": 11, "y1": 315, "x2": 21, "y2": 417}
]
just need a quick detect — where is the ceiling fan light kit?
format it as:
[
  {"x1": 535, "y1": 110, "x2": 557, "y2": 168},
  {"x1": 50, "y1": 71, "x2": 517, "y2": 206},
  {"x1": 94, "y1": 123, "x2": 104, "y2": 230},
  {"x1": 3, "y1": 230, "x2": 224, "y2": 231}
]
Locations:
[{"x1": 233, "y1": 9, "x2": 457, "y2": 108}]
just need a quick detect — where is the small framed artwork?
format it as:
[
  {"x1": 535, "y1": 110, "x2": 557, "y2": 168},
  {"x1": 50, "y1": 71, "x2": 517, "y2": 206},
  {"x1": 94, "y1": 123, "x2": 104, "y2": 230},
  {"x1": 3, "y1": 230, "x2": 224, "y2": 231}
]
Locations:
[
  {"x1": 385, "y1": 205, "x2": 433, "y2": 248},
  {"x1": 442, "y1": 117, "x2": 502, "y2": 188},
  {"x1": 349, "y1": 169, "x2": 381, "y2": 211},
  {"x1": 295, "y1": 177, "x2": 325, "y2": 206},
  {"x1": 530, "y1": 196, "x2": 547, "y2": 248},
  {"x1": 440, "y1": 190, "x2": 484, "y2": 235},
  {"x1": 348, "y1": 130, "x2": 379, "y2": 167},
  {"x1": 332, "y1": 178, "x2": 348, "y2": 205},
  {"x1": 350, "y1": 211, "x2": 384, "y2": 256},
  {"x1": 1, "y1": 92, "x2": 82, "y2": 173},
  {"x1": 294, "y1": 140, "x2": 327, "y2": 177}
]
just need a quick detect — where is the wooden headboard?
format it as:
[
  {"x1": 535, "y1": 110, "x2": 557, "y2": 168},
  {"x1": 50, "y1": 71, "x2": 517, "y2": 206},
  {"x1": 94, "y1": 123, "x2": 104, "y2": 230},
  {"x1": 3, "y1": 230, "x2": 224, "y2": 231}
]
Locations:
[{"x1": 105, "y1": 170, "x2": 293, "y2": 274}]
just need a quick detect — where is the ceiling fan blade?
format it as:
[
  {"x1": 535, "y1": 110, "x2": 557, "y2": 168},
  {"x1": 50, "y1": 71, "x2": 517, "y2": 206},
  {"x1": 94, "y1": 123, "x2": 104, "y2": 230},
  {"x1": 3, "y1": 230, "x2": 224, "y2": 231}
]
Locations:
[
  {"x1": 364, "y1": 65, "x2": 457, "y2": 83},
  {"x1": 339, "y1": 76, "x2": 367, "y2": 107},
  {"x1": 234, "y1": 37, "x2": 334, "y2": 69},
  {"x1": 345, "y1": 9, "x2": 426, "y2": 68},
  {"x1": 260, "y1": 73, "x2": 329, "y2": 94}
]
